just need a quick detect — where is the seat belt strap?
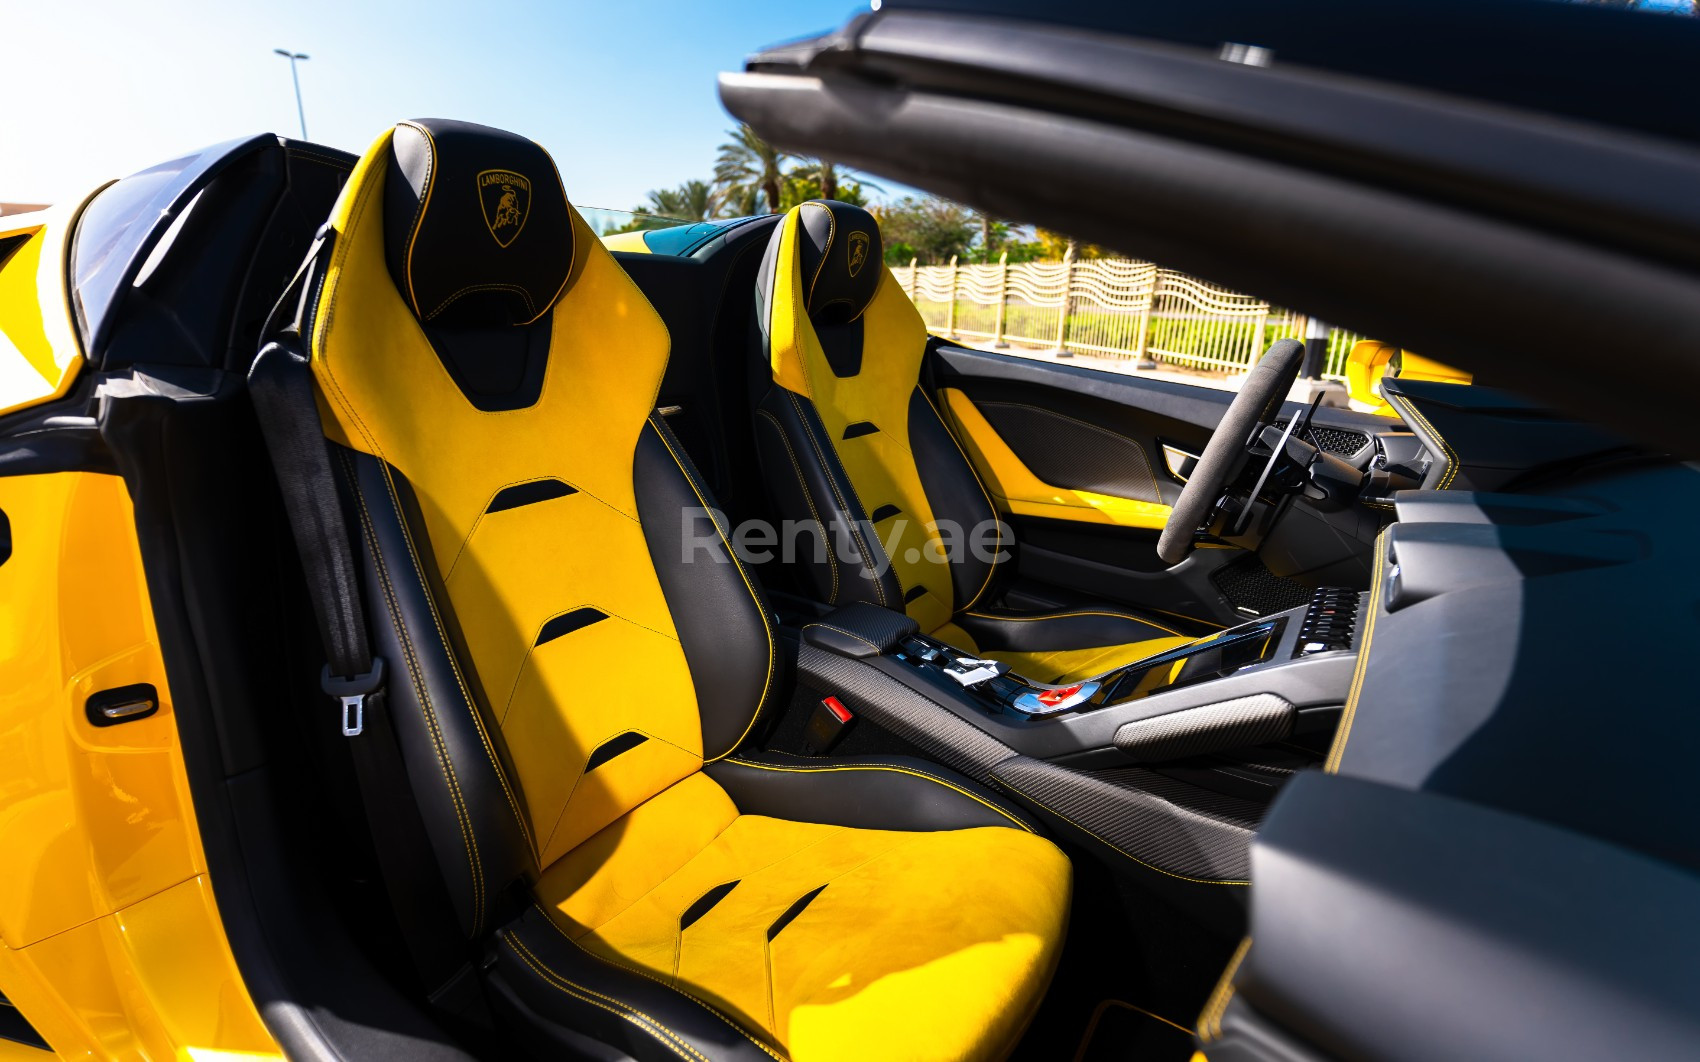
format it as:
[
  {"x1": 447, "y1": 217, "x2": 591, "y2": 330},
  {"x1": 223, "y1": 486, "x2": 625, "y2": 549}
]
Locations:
[
  {"x1": 249, "y1": 236, "x2": 384, "y2": 727},
  {"x1": 249, "y1": 241, "x2": 476, "y2": 1000}
]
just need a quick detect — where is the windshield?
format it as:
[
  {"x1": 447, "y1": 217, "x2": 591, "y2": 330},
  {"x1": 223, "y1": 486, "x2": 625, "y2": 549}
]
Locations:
[
  {"x1": 582, "y1": 207, "x2": 770, "y2": 257},
  {"x1": 577, "y1": 207, "x2": 687, "y2": 236}
]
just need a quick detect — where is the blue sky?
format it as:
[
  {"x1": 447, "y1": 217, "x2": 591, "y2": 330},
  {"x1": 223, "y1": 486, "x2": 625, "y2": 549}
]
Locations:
[{"x1": 0, "y1": 0, "x2": 879, "y2": 209}]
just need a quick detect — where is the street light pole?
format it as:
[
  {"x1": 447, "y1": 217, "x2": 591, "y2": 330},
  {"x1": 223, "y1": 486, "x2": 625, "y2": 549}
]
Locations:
[{"x1": 273, "y1": 49, "x2": 310, "y2": 139}]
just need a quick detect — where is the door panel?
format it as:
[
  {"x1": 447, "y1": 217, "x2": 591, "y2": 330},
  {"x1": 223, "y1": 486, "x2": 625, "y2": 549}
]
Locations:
[
  {"x1": 0, "y1": 471, "x2": 278, "y2": 1059},
  {"x1": 931, "y1": 345, "x2": 1383, "y2": 626},
  {"x1": 940, "y1": 387, "x2": 1172, "y2": 529}
]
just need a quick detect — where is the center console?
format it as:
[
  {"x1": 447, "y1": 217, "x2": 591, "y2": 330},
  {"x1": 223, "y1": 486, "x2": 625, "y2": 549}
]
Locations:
[{"x1": 781, "y1": 592, "x2": 1364, "y2": 892}]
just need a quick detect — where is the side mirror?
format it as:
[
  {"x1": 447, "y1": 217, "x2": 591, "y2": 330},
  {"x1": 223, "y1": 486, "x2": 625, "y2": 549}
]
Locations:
[{"x1": 1344, "y1": 341, "x2": 1472, "y2": 414}]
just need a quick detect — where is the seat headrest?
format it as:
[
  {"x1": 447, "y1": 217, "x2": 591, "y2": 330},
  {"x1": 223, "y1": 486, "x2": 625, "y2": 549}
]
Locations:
[
  {"x1": 382, "y1": 118, "x2": 575, "y2": 326},
  {"x1": 792, "y1": 200, "x2": 884, "y2": 325}
]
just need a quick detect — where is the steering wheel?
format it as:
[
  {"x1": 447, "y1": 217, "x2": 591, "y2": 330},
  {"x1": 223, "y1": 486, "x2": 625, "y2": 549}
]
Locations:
[{"x1": 1157, "y1": 338, "x2": 1306, "y2": 565}]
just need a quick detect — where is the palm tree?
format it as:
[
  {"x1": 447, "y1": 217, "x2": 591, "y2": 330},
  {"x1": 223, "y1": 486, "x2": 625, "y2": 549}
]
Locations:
[
  {"x1": 715, "y1": 124, "x2": 788, "y2": 214},
  {"x1": 788, "y1": 158, "x2": 883, "y2": 204},
  {"x1": 645, "y1": 179, "x2": 713, "y2": 222}
]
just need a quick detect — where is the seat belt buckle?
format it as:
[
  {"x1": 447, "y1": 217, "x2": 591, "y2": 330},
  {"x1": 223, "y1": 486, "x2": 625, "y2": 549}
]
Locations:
[
  {"x1": 321, "y1": 657, "x2": 386, "y2": 737},
  {"x1": 804, "y1": 695, "x2": 854, "y2": 755}
]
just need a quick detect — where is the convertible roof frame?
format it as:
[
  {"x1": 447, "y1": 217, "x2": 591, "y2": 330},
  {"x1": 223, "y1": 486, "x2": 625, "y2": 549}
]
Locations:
[{"x1": 721, "y1": 10, "x2": 1700, "y2": 457}]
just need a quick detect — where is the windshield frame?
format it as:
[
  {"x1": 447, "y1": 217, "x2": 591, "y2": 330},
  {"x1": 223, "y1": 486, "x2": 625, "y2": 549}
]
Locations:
[{"x1": 69, "y1": 134, "x2": 274, "y2": 361}]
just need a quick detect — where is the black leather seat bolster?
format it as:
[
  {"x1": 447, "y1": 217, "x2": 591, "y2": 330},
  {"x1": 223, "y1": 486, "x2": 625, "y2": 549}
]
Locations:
[
  {"x1": 957, "y1": 606, "x2": 1185, "y2": 653},
  {"x1": 490, "y1": 905, "x2": 781, "y2": 1062},
  {"x1": 634, "y1": 415, "x2": 776, "y2": 757},
  {"x1": 335, "y1": 445, "x2": 535, "y2": 939},
  {"x1": 908, "y1": 387, "x2": 1001, "y2": 612},
  {"x1": 751, "y1": 385, "x2": 901, "y2": 609},
  {"x1": 705, "y1": 752, "x2": 1042, "y2": 834}
]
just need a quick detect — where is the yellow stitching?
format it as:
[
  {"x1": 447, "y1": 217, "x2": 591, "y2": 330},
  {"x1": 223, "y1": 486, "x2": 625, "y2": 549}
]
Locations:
[
  {"x1": 800, "y1": 622, "x2": 881, "y2": 653},
  {"x1": 516, "y1": 157, "x2": 580, "y2": 326},
  {"x1": 800, "y1": 202, "x2": 836, "y2": 312},
  {"x1": 920, "y1": 387, "x2": 1002, "y2": 612},
  {"x1": 398, "y1": 121, "x2": 437, "y2": 319},
  {"x1": 756, "y1": 408, "x2": 839, "y2": 603},
  {"x1": 960, "y1": 609, "x2": 1183, "y2": 639},
  {"x1": 342, "y1": 453, "x2": 485, "y2": 930},
  {"x1": 504, "y1": 935, "x2": 704, "y2": 1062},
  {"x1": 997, "y1": 775, "x2": 1248, "y2": 885},
  {"x1": 1324, "y1": 531, "x2": 1386, "y2": 772},
  {"x1": 1388, "y1": 392, "x2": 1458, "y2": 489},
  {"x1": 786, "y1": 391, "x2": 890, "y2": 607},
  {"x1": 648, "y1": 417, "x2": 776, "y2": 759},
  {"x1": 539, "y1": 726, "x2": 703, "y2": 860},
  {"x1": 1197, "y1": 936, "x2": 1252, "y2": 1041},
  {"x1": 724, "y1": 758, "x2": 1036, "y2": 833},
  {"x1": 378, "y1": 464, "x2": 537, "y2": 858},
  {"x1": 423, "y1": 282, "x2": 536, "y2": 322},
  {"x1": 502, "y1": 604, "x2": 680, "y2": 722},
  {"x1": 445, "y1": 474, "x2": 578, "y2": 581},
  {"x1": 534, "y1": 907, "x2": 790, "y2": 1062}
]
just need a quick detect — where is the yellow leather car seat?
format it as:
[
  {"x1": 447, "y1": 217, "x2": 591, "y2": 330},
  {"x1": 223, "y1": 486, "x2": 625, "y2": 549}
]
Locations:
[
  {"x1": 292, "y1": 120, "x2": 1070, "y2": 1060},
  {"x1": 752, "y1": 201, "x2": 1191, "y2": 683}
]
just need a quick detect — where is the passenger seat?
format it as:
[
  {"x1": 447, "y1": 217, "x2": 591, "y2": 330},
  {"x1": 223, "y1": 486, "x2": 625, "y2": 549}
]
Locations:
[{"x1": 751, "y1": 201, "x2": 1191, "y2": 683}]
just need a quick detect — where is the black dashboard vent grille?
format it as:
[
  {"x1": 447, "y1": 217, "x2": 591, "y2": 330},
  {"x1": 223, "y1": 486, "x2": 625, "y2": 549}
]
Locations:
[
  {"x1": 1211, "y1": 553, "x2": 1311, "y2": 617},
  {"x1": 1273, "y1": 421, "x2": 1369, "y2": 456}
]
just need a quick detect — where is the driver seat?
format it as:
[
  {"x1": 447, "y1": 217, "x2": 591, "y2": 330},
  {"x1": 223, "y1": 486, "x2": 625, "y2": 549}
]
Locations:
[{"x1": 752, "y1": 201, "x2": 1190, "y2": 683}]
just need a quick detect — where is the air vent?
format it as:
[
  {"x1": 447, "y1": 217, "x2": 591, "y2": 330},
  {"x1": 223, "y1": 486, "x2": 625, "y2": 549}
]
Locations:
[{"x1": 1273, "y1": 421, "x2": 1368, "y2": 457}]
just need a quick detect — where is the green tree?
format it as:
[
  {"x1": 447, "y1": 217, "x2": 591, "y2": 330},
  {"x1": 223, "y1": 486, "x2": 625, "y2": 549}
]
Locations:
[
  {"x1": 644, "y1": 179, "x2": 713, "y2": 222},
  {"x1": 873, "y1": 196, "x2": 976, "y2": 264},
  {"x1": 786, "y1": 159, "x2": 882, "y2": 205},
  {"x1": 1034, "y1": 229, "x2": 1107, "y2": 259},
  {"x1": 780, "y1": 174, "x2": 871, "y2": 211},
  {"x1": 714, "y1": 124, "x2": 788, "y2": 214}
]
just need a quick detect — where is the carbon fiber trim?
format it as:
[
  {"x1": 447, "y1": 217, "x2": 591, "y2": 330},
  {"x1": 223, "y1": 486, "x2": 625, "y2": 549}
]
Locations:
[
  {"x1": 977, "y1": 400, "x2": 1162, "y2": 502},
  {"x1": 803, "y1": 602, "x2": 921, "y2": 657},
  {"x1": 1091, "y1": 766, "x2": 1272, "y2": 832},
  {"x1": 1113, "y1": 694, "x2": 1294, "y2": 762},
  {"x1": 795, "y1": 643, "x2": 1016, "y2": 778},
  {"x1": 991, "y1": 755, "x2": 1256, "y2": 883},
  {"x1": 1210, "y1": 553, "x2": 1311, "y2": 616}
]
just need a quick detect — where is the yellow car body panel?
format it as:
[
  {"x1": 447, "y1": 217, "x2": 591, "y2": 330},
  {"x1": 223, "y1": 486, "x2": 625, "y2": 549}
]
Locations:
[
  {"x1": 1345, "y1": 339, "x2": 1473, "y2": 415},
  {"x1": 0, "y1": 204, "x2": 89, "y2": 420},
  {"x1": 597, "y1": 228, "x2": 654, "y2": 253},
  {"x1": 0, "y1": 471, "x2": 279, "y2": 1059}
]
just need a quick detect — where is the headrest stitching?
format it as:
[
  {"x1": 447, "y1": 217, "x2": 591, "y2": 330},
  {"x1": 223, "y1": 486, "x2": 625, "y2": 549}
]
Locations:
[
  {"x1": 802, "y1": 201, "x2": 837, "y2": 313},
  {"x1": 424, "y1": 283, "x2": 538, "y2": 322},
  {"x1": 519, "y1": 150, "x2": 577, "y2": 326},
  {"x1": 397, "y1": 121, "x2": 439, "y2": 319}
]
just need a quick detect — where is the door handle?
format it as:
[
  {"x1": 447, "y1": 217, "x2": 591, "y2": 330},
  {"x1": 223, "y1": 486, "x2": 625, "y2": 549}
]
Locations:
[{"x1": 86, "y1": 683, "x2": 160, "y2": 726}]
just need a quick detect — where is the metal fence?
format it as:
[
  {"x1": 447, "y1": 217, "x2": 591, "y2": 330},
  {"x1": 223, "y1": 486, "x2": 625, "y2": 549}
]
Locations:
[{"x1": 890, "y1": 254, "x2": 1365, "y2": 379}]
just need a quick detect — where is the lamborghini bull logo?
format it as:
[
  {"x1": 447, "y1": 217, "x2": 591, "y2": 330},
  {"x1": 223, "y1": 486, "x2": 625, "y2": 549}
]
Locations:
[
  {"x1": 847, "y1": 230, "x2": 871, "y2": 278},
  {"x1": 477, "y1": 169, "x2": 532, "y2": 248}
]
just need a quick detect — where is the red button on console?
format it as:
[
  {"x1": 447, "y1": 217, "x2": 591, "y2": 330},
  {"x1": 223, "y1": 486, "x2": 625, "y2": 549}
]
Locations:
[
  {"x1": 1036, "y1": 684, "x2": 1083, "y2": 707},
  {"x1": 822, "y1": 696, "x2": 853, "y2": 723}
]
